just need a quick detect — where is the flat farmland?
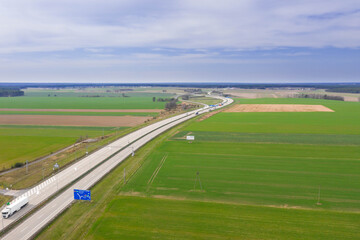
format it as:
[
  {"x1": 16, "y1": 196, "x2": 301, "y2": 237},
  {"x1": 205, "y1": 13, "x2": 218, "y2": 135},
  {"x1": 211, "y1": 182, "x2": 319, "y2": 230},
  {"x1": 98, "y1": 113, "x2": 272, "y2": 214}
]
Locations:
[
  {"x1": 0, "y1": 115, "x2": 152, "y2": 127},
  {"x1": 0, "y1": 96, "x2": 167, "y2": 109},
  {"x1": 0, "y1": 125, "x2": 115, "y2": 169},
  {"x1": 85, "y1": 196, "x2": 359, "y2": 240},
  {"x1": 127, "y1": 141, "x2": 360, "y2": 211},
  {"x1": 37, "y1": 98, "x2": 360, "y2": 239},
  {"x1": 0, "y1": 94, "x2": 166, "y2": 170},
  {"x1": 188, "y1": 99, "x2": 360, "y2": 134}
]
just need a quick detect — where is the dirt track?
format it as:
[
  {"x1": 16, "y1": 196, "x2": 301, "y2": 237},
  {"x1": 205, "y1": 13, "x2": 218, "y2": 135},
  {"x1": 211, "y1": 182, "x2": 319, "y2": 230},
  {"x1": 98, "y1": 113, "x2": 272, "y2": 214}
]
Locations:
[
  {"x1": 0, "y1": 115, "x2": 152, "y2": 127},
  {"x1": 0, "y1": 108, "x2": 162, "y2": 113},
  {"x1": 224, "y1": 104, "x2": 334, "y2": 112}
]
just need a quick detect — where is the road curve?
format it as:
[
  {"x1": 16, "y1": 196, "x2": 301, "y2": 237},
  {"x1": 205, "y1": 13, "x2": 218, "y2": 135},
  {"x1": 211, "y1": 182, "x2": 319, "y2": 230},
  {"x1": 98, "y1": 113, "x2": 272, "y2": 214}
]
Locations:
[{"x1": 1, "y1": 95, "x2": 233, "y2": 240}]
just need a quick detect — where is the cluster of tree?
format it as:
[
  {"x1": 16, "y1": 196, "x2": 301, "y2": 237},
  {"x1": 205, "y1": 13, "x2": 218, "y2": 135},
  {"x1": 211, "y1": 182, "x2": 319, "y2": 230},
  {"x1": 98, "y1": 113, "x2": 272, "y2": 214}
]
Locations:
[
  {"x1": 181, "y1": 95, "x2": 190, "y2": 100},
  {"x1": 290, "y1": 94, "x2": 344, "y2": 101},
  {"x1": 181, "y1": 103, "x2": 198, "y2": 110},
  {"x1": 0, "y1": 88, "x2": 24, "y2": 97},
  {"x1": 80, "y1": 95, "x2": 103, "y2": 97},
  {"x1": 165, "y1": 100, "x2": 178, "y2": 110},
  {"x1": 326, "y1": 87, "x2": 360, "y2": 93},
  {"x1": 157, "y1": 97, "x2": 175, "y2": 102},
  {"x1": 211, "y1": 90, "x2": 223, "y2": 95},
  {"x1": 184, "y1": 88, "x2": 203, "y2": 93}
]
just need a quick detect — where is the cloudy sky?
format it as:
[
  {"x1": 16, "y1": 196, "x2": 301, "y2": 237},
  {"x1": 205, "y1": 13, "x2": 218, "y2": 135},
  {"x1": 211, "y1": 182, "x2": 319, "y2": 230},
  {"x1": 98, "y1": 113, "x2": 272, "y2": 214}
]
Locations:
[{"x1": 0, "y1": 0, "x2": 359, "y2": 83}]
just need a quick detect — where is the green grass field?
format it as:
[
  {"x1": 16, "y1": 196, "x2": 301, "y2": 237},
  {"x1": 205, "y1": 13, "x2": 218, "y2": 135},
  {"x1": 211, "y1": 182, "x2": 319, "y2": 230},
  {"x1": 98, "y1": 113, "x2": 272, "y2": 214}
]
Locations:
[
  {"x1": 36, "y1": 98, "x2": 360, "y2": 239},
  {"x1": 0, "y1": 96, "x2": 167, "y2": 109},
  {"x1": 0, "y1": 125, "x2": 116, "y2": 169},
  {"x1": 0, "y1": 111, "x2": 159, "y2": 117},
  {"x1": 188, "y1": 99, "x2": 360, "y2": 134},
  {"x1": 86, "y1": 196, "x2": 359, "y2": 240}
]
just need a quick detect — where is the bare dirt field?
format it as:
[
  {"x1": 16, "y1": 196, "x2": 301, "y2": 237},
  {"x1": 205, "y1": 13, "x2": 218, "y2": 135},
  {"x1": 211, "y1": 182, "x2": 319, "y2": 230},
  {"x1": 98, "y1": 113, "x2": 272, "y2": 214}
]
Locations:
[
  {"x1": 224, "y1": 104, "x2": 334, "y2": 112},
  {"x1": 0, "y1": 108, "x2": 163, "y2": 113},
  {"x1": 0, "y1": 115, "x2": 152, "y2": 127}
]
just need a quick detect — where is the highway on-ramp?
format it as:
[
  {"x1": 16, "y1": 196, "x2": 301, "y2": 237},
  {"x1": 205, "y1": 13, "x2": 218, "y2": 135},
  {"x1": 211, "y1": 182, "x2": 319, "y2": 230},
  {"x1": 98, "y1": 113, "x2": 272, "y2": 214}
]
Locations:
[{"x1": 1, "y1": 95, "x2": 233, "y2": 240}]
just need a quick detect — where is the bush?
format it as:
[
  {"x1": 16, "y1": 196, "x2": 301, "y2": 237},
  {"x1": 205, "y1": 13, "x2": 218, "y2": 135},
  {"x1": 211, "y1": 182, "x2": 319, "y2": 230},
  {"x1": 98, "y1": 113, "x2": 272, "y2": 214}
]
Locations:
[
  {"x1": 12, "y1": 162, "x2": 24, "y2": 168},
  {"x1": 165, "y1": 100, "x2": 178, "y2": 110}
]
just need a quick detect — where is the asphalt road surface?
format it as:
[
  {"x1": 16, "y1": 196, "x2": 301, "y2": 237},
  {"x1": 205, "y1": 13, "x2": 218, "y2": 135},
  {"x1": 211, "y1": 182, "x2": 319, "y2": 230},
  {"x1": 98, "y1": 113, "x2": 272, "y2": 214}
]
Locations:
[{"x1": 1, "y1": 95, "x2": 233, "y2": 240}]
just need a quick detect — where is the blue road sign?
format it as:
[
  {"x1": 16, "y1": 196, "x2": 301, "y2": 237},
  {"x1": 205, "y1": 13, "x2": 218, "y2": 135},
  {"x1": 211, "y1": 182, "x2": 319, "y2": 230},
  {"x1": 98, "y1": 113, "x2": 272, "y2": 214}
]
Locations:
[{"x1": 74, "y1": 189, "x2": 91, "y2": 201}]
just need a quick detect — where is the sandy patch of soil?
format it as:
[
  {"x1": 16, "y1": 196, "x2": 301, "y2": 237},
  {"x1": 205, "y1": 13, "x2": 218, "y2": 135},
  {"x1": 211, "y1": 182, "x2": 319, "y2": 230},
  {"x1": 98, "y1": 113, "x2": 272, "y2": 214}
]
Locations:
[
  {"x1": 224, "y1": 104, "x2": 334, "y2": 112},
  {"x1": 0, "y1": 115, "x2": 152, "y2": 127},
  {"x1": 0, "y1": 108, "x2": 163, "y2": 113},
  {"x1": 343, "y1": 96, "x2": 359, "y2": 102}
]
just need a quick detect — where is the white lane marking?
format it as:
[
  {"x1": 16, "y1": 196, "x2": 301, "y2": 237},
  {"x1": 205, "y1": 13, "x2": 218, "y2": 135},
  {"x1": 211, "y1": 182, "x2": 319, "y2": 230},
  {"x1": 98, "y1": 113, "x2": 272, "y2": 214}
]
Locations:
[
  {"x1": 20, "y1": 226, "x2": 28, "y2": 233},
  {"x1": 51, "y1": 204, "x2": 57, "y2": 208}
]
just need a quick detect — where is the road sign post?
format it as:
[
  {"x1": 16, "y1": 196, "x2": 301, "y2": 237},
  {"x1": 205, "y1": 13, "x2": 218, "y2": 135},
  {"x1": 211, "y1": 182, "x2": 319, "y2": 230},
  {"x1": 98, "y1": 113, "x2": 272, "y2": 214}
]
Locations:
[
  {"x1": 186, "y1": 135, "x2": 195, "y2": 143},
  {"x1": 74, "y1": 189, "x2": 91, "y2": 201}
]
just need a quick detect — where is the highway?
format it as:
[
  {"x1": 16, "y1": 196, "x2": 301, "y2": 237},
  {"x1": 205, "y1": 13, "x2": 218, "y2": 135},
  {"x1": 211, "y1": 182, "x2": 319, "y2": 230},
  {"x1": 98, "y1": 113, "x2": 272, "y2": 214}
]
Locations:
[{"x1": 1, "y1": 95, "x2": 233, "y2": 240}]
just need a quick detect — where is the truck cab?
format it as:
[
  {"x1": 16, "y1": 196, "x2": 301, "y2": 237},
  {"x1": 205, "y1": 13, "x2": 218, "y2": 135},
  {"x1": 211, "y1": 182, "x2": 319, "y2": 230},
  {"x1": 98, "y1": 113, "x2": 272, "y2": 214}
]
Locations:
[{"x1": 2, "y1": 207, "x2": 10, "y2": 219}]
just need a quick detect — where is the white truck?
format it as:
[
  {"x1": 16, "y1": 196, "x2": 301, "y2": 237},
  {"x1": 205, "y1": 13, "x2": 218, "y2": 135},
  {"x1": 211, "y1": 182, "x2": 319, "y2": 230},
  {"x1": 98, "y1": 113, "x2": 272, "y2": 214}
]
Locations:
[{"x1": 2, "y1": 196, "x2": 28, "y2": 219}]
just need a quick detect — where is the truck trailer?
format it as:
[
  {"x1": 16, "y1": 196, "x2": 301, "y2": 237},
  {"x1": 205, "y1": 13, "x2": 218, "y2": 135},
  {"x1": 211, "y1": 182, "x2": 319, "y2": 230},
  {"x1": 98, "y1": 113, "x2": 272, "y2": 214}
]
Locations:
[{"x1": 2, "y1": 196, "x2": 28, "y2": 219}]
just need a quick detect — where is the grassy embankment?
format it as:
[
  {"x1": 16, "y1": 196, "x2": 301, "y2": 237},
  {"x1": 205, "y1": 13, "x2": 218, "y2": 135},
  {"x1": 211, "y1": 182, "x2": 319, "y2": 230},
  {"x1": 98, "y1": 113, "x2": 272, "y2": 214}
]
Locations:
[{"x1": 37, "y1": 98, "x2": 360, "y2": 239}]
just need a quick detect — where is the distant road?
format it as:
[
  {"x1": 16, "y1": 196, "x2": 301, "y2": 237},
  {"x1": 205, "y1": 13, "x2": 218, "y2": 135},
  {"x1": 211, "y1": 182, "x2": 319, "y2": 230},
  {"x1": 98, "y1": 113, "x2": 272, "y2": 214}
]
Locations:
[{"x1": 1, "y1": 95, "x2": 233, "y2": 240}]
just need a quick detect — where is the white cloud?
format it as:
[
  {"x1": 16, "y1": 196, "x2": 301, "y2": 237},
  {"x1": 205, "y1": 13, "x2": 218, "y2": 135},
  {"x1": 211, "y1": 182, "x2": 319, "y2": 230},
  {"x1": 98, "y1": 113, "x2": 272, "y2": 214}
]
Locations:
[
  {"x1": 0, "y1": 0, "x2": 359, "y2": 82},
  {"x1": 0, "y1": 0, "x2": 359, "y2": 54}
]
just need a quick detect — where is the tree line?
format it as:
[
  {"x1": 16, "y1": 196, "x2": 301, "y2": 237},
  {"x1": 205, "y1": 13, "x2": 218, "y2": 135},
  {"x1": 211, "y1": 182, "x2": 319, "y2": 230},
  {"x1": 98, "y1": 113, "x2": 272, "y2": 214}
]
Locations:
[
  {"x1": 0, "y1": 88, "x2": 24, "y2": 97},
  {"x1": 326, "y1": 87, "x2": 360, "y2": 94},
  {"x1": 289, "y1": 93, "x2": 344, "y2": 101}
]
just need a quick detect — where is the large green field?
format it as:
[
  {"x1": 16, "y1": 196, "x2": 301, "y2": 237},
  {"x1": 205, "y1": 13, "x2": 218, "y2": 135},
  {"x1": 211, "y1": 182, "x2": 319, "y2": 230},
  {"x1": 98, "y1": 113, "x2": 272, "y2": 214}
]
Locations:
[
  {"x1": 188, "y1": 98, "x2": 360, "y2": 134},
  {"x1": 0, "y1": 111, "x2": 158, "y2": 117},
  {"x1": 37, "y1": 98, "x2": 360, "y2": 239},
  {"x1": 0, "y1": 96, "x2": 168, "y2": 109},
  {"x1": 86, "y1": 196, "x2": 359, "y2": 240},
  {"x1": 0, "y1": 125, "x2": 116, "y2": 169}
]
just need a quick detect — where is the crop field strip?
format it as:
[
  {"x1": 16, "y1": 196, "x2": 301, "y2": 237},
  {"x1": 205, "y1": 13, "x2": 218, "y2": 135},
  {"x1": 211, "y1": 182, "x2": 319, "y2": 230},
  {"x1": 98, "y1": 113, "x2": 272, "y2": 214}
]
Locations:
[
  {"x1": 172, "y1": 131, "x2": 360, "y2": 145},
  {"x1": 36, "y1": 98, "x2": 360, "y2": 239}
]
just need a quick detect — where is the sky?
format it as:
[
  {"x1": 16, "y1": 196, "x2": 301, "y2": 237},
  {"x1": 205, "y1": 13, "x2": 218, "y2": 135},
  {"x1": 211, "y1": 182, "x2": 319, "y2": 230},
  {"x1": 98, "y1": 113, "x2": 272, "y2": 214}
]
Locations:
[{"x1": 0, "y1": 0, "x2": 359, "y2": 83}]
